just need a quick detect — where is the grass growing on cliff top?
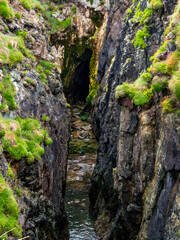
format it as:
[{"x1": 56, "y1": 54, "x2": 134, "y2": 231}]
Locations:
[
  {"x1": 0, "y1": 117, "x2": 52, "y2": 163},
  {"x1": 0, "y1": 174, "x2": 22, "y2": 239}
]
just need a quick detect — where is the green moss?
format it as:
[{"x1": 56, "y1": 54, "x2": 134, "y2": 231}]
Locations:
[
  {"x1": 0, "y1": 0, "x2": 14, "y2": 20},
  {"x1": 132, "y1": 3, "x2": 153, "y2": 24},
  {"x1": 14, "y1": 187, "x2": 23, "y2": 197},
  {"x1": 0, "y1": 75, "x2": 17, "y2": 111},
  {"x1": 174, "y1": 81, "x2": 180, "y2": 101},
  {"x1": 9, "y1": 50, "x2": 24, "y2": 64},
  {"x1": 71, "y1": 6, "x2": 77, "y2": 13},
  {"x1": 25, "y1": 78, "x2": 37, "y2": 87},
  {"x1": 133, "y1": 26, "x2": 150, "y2": 48},
  {"x1": 45, "y1": 138, "x2": 52, "y2": 145},
  {"x1": 18, "y1": 0, "x2": 43, "y2": 11},
  {"x1": 0, "y1": 174, "x2": 22, "y2": 239},
  {"x1": 41, "y1": 116, "x2": 50, "y2": 122},
  {"x1": 15, "y1": 13, "x2": 21, "y2": 19},
  {"x1": 162, "y1": 98, "x2": 176, "y2": 113},
  {"x1": 39, "y1": 60, "x2": 54, "y2": 70},
  {"x1": 149, "y1": 0, "x2": 164, "y2": 10},
  {"x1": 7, "y1": 164, "x2": 14, "y2": 180},
  {"x1": 0, "y1": 33, "x2": 35, "y2": 64},
  {"x1": 15, "y1": 31, "x2": 28, "y2": 39},
  {"x1": 36, "y1": 66, "x2": 43, "y2": 72},
  {"x1": 0, "y1": 117, "x2": 52, "y2": 163}
]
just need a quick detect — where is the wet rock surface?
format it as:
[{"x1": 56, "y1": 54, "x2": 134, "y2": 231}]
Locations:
[
  {"x1": 89, "y1": 0, "x2": 180, "y2": 239},
  {"x1": 65, "y1": 104, "x2": 99, "y2": 240}
]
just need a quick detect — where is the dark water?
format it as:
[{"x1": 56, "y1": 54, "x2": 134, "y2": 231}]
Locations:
[{"x1": 65, "y1": 105, "x2": 99, "y2": 240}]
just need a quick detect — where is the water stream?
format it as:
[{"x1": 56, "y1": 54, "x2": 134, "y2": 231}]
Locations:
[{"x1": 65, "y1": 104, "x2": 99, "y2": 240}]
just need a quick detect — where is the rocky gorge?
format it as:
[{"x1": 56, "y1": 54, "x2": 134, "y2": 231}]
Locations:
[{"x1": 0, "y1": 0, "x2": 179, "y2": 240}]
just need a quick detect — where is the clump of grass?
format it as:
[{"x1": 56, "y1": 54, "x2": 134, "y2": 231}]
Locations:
[
  {"x1": 149, "y1": 0, "x2": 164, "y2": 10},
  {"x1": 132, "y1": 26, "x2": 150, "y2": 48},
  {"x1": 18, "y1": 0, "x2": 43, "y2": 11},
  {"x1": 15, "y1": 13, "x2": 21, "y2": 19},
  {"x1": 15, "y1": 31, "x2": 28, "y2": 39},
  {"x1": 166, "y1": 51, "x2": 179, "y2": 75},
  {"x1": 41, "y1": 116, "x2": 50, "y2": 122},
  {"x1": 161, "y1": 98, "x2": 176, "y2": 113},
  {"x1": 0, "y1": 174, "x2": 22, "y2": 239},
  {"x1": 71, "y1": 6, "x2": 77, "y2": 13},
  {"x1": 25, "y1": 78, "x2": 37, "y2": 87},
  {"x1": 39, "y1": 60, "x2": 54, "y2": 70},
  {"x1": 14, "y1": 186, "x2": 23, "y2": 197},
  {"x1": 0, "y1": 0, "x2": 14, "y2": 20},
  {"x1": 0, "y1": 33, "x2": 35, "y2": 65},
  {"x1": 0, "y1": 117, "x2": 52, "y2": 163},
  {"x1": 0, "y1": 75, "x2": 17, "y2": 111}
]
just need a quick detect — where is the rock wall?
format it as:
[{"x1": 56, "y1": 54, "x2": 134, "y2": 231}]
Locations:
[
  {"x1": 0, "y1": 0, "x2": 70, "y2": 239},
  {"x1": 90, "y1": 0, "x2": 180, "y2": 239}
]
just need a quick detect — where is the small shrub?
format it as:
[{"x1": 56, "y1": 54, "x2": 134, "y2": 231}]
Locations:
[
  {"x1": 4, "y1": 26, "x2": 8, "y2": 32},
  {"x1": 100, "y1": 1, "x2": 104, "y2": 6},
  {"x1": 174, "y1": 81, "x2": 180, "y2": 102},
  {"x1": 89, "y1": 0, "x2": 93, "y2": 5}
]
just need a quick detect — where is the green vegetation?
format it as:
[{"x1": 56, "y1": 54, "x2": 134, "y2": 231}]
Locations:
[
  {"x1": 39, "y1": 60, "x2": 54, "y2": 70},
  {"x1": 41, "y1": 116, "x2": 50, "y2": 122},
  {"x1": 0, "y1": 0, "x2": 14, "y2": 20},
  {"x1": 25, "y1": 78, "x2": 37, "y2": 87},
  {"x1": 115, "y1": 72, "x2": 153, "y2": 106},
  {"x1": 0, "y1": 174, "x2": 22, "y2": 239},
  {"x1": 18, "y1": 0, "x2": 43, "y2": 11},
  {"x1": 132, "y1": 26, "x2": 150, "y2": 48},
  {"x1": 15, "y1": 31, "x2": 28, "y2": 39},
  {"x1": 7, "y1": 164, "x2": 14, "y2": 180},
  {"x1": 0, "y1": 117, "x2": 52, "y2": 163},
  {"x1": 0, "y1": 75, "x2": 17, "y2": 112},
  {"x1": 14, "y1": 187, "x2": 23, "y2": 197},
  {"x1": 71, "y1": 6, "x2": 77, "y2": 13},
  {"x1": 89, "y1": 0, "x2": 93, "y2": 5},
  {"x1": 86, "y1": 50, "x2": 99, "y2": 105},
  {"x1": 100, "y1": 1, "x2": 104, "y2": 5},
  {"x1": 0, "y1": 32, "x2": 34, "y2": 65},
  {"x1": 116, "y1": 0, "x2": 180, "y2": 113},
  {"x1": 149, "y1": 0, "x2": 164, "y2": 10},
  {"x1": 15, "y1": 12, "x2": 21, "y2": 19},
  {"x1": 161, "y1": 98, "x2": 176, "y2": 113}
]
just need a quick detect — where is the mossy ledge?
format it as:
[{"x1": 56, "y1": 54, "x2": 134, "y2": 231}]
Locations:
[{"x1": 116, "y1": 0, "x2": 180, "y2": 113}]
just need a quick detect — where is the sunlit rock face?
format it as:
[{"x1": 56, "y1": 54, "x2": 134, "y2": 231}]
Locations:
[{"x1": 89, "y1": 0, "x2": 180, "y2": 239}]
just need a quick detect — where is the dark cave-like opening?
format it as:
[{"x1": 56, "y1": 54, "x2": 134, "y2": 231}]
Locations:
[{"x1": 68, "y1": 48, "x2": 92, "y2": 103}]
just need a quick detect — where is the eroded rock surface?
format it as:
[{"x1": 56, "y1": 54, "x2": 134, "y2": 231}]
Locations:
[{"x1": 90, "y1": 0, "x2": 180, "y2": 239}]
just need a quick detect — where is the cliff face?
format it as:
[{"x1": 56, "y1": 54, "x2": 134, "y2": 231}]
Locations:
[
  {"x1": 0, "y1": 0, "x2": 70, "y2": 239},
  {"x1": 90, "y1": 0, "x2": 180, "y2": 239}
]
